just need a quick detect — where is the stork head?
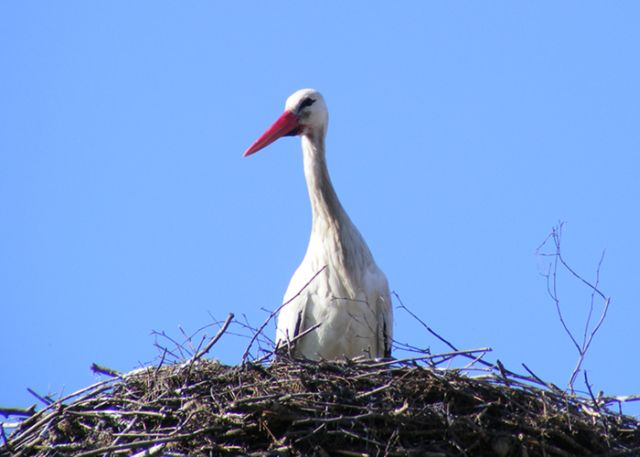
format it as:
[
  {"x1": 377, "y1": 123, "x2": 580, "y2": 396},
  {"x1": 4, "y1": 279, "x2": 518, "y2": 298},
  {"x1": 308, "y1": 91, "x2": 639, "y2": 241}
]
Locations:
[{"x1": 243, "y1": 89, "x2": 328, "y2": 157}]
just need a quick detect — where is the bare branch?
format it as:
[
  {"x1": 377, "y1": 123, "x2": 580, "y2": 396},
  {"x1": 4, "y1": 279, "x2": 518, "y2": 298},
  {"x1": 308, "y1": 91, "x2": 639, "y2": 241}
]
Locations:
[
  {"x1": 536, "y1": 223, "x2": 612, "y2": 392},
  {"x1": 393, "y1": 291, "x2": 458, "y2": 353},
  {"x1": 26, "y1": 388, "x2": 53, "y2": 406}
]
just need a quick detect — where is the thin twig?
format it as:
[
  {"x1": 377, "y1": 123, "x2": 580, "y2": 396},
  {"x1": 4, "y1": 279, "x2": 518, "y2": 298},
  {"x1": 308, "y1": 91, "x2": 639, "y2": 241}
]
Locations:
[
  {"x1": 26, "y1": 388, "x2": 53, "y2": 406},
  {"x1": 152, "y1": 330, "x2": 188, "y2": 359},
  {"x1": 393, "y1": 291, "x2": 458, "y2": 353},
  {"x1": 254, "y1": 323, "x2": 323, "y2": 364},
  {"x1": 364, "y1": 348, "x2": 491, "y2": 369},
  {"x1": 242, "y1": 266, "x2": 327, "y2": 362},
  {"x1": 191, "y1": 313, "x2": 235, "y2": 362},
  {"x1": 583, "y1": 371, "x2": 601, "y2": 413}
]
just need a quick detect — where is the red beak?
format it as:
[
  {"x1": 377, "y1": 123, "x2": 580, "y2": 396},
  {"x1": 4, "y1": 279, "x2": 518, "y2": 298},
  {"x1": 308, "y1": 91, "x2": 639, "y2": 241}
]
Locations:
[{"x1": 243, "y1": 110, "x2": 300, "y2": 157}]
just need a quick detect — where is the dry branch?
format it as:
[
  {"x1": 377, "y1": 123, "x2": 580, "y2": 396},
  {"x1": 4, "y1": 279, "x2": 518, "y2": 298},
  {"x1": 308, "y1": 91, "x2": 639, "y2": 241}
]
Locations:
[
  {"x1": 536, "y1": 222, "x2": 612, "y2": 391},
  {"x1": 191, "y1": 313, "x2": 235, "y2": 363}
]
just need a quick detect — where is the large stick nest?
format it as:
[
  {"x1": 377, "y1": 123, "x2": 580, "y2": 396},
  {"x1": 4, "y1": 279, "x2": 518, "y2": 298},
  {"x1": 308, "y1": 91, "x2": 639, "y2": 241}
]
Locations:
[{"x1": 3, "y1": 353, "x2": 639, "y2": 457}]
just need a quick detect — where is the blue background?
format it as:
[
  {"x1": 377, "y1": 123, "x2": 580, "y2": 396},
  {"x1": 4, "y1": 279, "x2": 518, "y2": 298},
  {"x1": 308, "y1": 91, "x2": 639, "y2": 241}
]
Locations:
[{"x1": 2, "y1": 2, "x2": 638, "y2": 418}]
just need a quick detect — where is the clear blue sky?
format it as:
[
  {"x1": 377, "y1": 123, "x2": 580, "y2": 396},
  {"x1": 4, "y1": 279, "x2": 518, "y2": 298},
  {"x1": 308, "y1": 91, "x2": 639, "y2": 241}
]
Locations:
[{"x1": 2, "y1": 2, "x2": 639, "y2": 418}]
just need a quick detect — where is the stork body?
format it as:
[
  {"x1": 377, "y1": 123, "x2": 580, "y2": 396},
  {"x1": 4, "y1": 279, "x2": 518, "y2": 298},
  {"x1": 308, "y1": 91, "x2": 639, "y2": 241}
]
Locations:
[{"x1": 244, "y1": 89, "x2": 392, "y2": 360}]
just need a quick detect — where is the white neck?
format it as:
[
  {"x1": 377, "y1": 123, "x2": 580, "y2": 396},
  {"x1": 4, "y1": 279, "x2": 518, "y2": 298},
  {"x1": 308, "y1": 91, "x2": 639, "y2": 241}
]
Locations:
[
  {"x1": 301, "y1": 132, "x2": 349, "y2": 233},
  {"x1": 301, "y1": 131, "x2": 373, "y2": 275}
]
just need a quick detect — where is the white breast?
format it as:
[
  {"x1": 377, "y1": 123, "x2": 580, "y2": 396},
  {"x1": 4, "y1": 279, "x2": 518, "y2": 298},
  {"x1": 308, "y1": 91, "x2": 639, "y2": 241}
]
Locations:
[{"x1": 276, "y1": 225, "x2": 392, "y2": 360}]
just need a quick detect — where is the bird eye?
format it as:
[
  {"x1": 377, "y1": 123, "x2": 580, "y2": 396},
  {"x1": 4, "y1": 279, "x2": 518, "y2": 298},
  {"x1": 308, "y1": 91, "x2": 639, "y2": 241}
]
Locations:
[{"x1": 299, "y1": 98, "x2": 316, "y2": 111}]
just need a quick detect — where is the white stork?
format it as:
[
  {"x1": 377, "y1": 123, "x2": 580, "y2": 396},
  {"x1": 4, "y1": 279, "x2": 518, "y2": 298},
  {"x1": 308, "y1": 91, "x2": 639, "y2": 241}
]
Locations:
[{"x1": 243, "y1": 89, "x2": 392, "y2": 360}]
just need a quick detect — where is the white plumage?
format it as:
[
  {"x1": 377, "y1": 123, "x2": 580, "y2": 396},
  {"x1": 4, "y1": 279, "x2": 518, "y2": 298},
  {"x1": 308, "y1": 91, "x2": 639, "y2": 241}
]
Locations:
[{"x1": 244, "y1": 89, "x2": 392, "y2": 360}]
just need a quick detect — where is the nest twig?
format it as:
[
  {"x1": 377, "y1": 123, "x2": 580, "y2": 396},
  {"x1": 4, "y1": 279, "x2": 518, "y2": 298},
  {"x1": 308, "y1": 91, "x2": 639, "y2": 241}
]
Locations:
[{"x1": 2, "y1": 349, "x2": 639, "y2": 457}]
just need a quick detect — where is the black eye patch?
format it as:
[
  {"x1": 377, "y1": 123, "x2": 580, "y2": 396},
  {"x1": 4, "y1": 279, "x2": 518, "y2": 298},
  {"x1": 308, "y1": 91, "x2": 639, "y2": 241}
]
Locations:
[{"x1": 299, "y1": 98, "x2": 316, "y2": 111}]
